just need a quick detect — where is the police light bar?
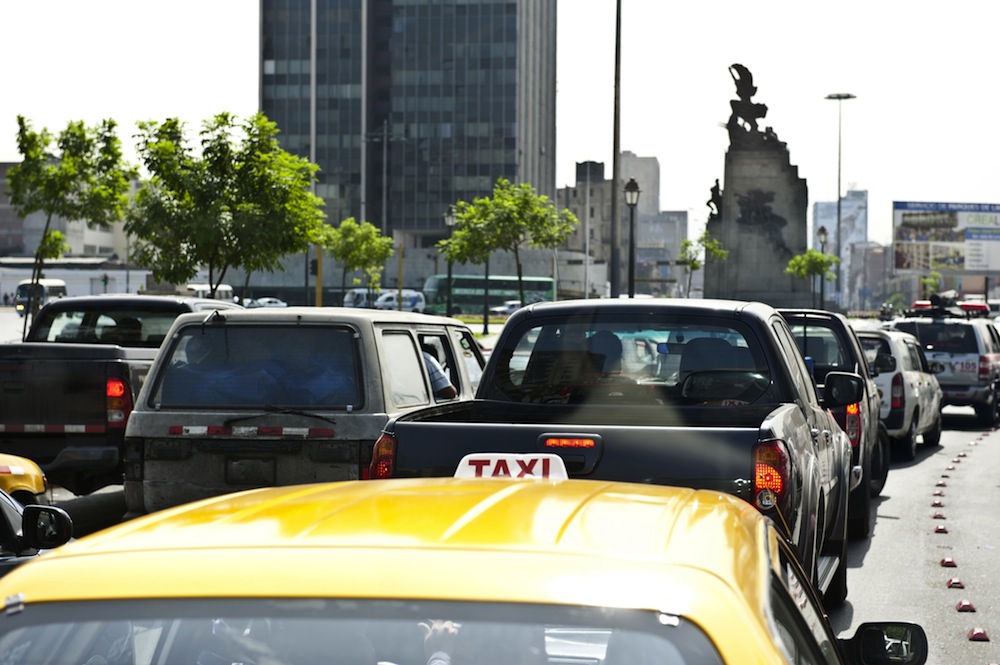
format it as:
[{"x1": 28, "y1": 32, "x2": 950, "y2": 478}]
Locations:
[{"x1": 454, "y1": 453, "x2": 568, "y2": 480}]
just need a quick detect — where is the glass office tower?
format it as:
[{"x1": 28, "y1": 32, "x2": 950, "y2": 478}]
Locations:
[{"x1": 260, "y1": 0, "x2": 556, "y2": 248}]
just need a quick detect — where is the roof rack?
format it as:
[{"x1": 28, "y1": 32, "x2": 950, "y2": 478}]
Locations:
[{"x1": 901, "y1": 305, "x2": 971, "y2": 319}]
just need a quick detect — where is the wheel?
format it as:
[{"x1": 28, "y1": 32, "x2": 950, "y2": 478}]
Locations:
[
  {"x1": 975, "y1": 389, "x2": 1000, "y2": 427},
  {"x1": 896, "y1": 414, "x2": 918, "y2": 461},
  {"x1": 922, "y1": 411, "x2": 943, "y2": 447},
  {"x1": 847, "y1": 481, "x2": 872, "y2": 540},
  {"x1": 869, "y1": 425, "x2": 891, "y2": 497}
]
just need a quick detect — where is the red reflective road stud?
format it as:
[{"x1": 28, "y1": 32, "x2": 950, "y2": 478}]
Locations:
[
  {"x1": 957, "y1": 600, "x2": 976, "y2": 612},
  {"x1": 957, "y1": 452, "x2": 968, "y2": 457},
  {"x1": 941, "y1": 557, "x2": 958, "y2": 567},
  {"x1": 931, "y1": 499, "x2": 944, "y2": 507},
  {"x1": 946, "y1": 465, "x2": 956, "y2": 471},
  {"x1": 968, "y1": 627, "x2": 990, "y2": 641},
  {"x1": 947, "y1": 578, "x2": 965, "y2": 589},
  {"x1": 933, "y1": 489, "x2": 945, "y2": 496},
  {"x1": 951, "y1": 458, "x2": 961, "y2": 463},
  {"x1": 933, "y1": 512, "x2": 946, "y2": 519},
  {"x1": 936, "y1": 480, "x2": 948, "y2": 487},
  {"x1": 934, "y1": 525, "x2": 949, "y2": 534}
]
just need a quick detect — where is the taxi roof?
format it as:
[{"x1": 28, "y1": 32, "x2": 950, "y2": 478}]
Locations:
[{"x1": 0, "y1": 479, "x2": 778, "y2": 654}]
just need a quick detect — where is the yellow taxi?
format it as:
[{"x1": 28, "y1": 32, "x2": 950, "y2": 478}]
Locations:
[
  {"x1": 0, "y1": 454, "x2": 926, "y2": 665},
  {"x1": 0, "y1": 453, "x2": 47, "y2": 505}
]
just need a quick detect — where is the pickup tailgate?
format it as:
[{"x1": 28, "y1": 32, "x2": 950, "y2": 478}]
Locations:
[{"x1": 387, "y1": 404, "x2": 767, "y2": 498}]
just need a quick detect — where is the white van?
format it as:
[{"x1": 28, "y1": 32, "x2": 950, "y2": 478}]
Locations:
[
  {"x1": 14, "y1": 278, "x2": 68, "y2": 317},
  {"x1": 374, "y1": 289, "x2": 426, "y2": 313},
  {"x1": 343, "y1": 287, "x2": 381, "y2": 308}
]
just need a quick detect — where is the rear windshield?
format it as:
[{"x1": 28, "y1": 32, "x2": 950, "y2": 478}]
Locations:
[
  {"x1": 150, "y1": 325, "x2": 361, "y2": 409},
  {"x1": 894, "y1": 321, "x2": 978, "y2": 354},
  {"x1": 857, "y1": 335, "x2": 890, "y2": 365},
  {"x1": 0, "y1": 599, "x2": 723, "y2": 665},
  {"x1": 483, "y1": 315, "x2": 771, "y2": 407},
  {"x1": 27, "y1": 308, "x2": 182, "y2": 348}
]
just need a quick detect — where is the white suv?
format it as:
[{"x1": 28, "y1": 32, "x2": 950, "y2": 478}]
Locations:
[{"x1": 856, "y1": 328, "x2": 944, "y2": 460}]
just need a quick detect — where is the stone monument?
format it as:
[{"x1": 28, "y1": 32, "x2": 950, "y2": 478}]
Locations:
[{"x1": 704, "y1": 64, "x2": 812, "y2": 307}]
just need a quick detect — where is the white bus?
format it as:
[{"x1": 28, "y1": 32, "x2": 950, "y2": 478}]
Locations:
[{"x1": 14, "y1": 278, "x2": 68, "y2": 317}]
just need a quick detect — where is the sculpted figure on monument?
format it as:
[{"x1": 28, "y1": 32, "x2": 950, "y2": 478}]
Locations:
[
  {"x1": 707, "y1": 179, "x2": 722, "y2": 222},
  {"x1": 727, "y1": 64, "x2": 772, "y2": 146}
]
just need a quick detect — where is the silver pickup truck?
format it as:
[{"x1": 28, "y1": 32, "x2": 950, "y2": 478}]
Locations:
[{"x1": 123, "y1": 307, "x2": 485, "y2": 516}]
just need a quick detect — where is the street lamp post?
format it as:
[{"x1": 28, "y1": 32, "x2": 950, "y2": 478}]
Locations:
[
  {"x1": 624, "y1": 178, "x2": 641, "y2": 298},
  {"x1": 817, "y1": 225, "x2": 828, "y2": 309},
  {"x1": 443, "y1": 207, "x2": 456, "y2": 316},
  {"x1": 825, "y1": 92, "x2": 856, "y2": 306}
]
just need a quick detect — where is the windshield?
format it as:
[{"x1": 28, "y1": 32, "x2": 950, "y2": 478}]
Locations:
[
  {"x1": 484, "y1": 315, "x2": 770, "y2": 407},
  {"x1": 150, "y1": 325, "x2": 361, "y2": 409},
  {"x1": 28, "y1": 308, "x2": 184, "y2": 348},
  {"x1": 0, "y1": 599, "x2": 722, "y2": 665}
]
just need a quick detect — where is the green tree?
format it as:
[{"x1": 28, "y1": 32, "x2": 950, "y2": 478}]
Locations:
[
  {"x1": 127, "y1": 112, "x2": 326, "y2": 297},
  {"x1": 324, "y1": 217, "x2": 395, "y2": 297},
  {"x1": 784, "y1": 249, "x2": 839, "y2": 308},
  {"x1": 678, "y1": 230, "x2": 729, "y2": 297},
  {"x1": 920, "y1": 270, "x2": 942, "y2": 299},
  {"x1": 7, "y1": 116, "x2": 135, "y2": 332},
  {"x1": 439, "y1": 178, "x2": 577, "y2": 304}
]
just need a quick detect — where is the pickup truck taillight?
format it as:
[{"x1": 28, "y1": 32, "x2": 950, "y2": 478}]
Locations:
[
  {"x1": 106, "y1": 378, "x2": 133, "y2": 429},
  {"x1": 891, "y1": 373, "x2": 904, "y2": 410},
  {"x1": 845, "y1": 402, "x2": 861, "y2": 447},
  {"x1": 753, "y1": 440, "x2": 790, "y2": 510},
  {"x1": 979, "y1": 355, "x2": 991, "y2": 383},
  {"x1": 369, "y1": 433, "x2": 397, "y2": 479}
]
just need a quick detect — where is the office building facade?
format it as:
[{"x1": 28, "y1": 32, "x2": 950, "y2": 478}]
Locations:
[{"x1": 260, "y1": 0, "x2": 557, "y2": 252}]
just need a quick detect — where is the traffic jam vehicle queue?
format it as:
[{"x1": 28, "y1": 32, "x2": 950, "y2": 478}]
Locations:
[{"x1": 0, "y1": 453, "x2": 926, "y2": 665}]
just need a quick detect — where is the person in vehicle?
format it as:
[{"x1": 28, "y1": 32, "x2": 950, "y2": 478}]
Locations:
[{"x1": 422, "y1": 345, "x2": 457, "y2": 399}]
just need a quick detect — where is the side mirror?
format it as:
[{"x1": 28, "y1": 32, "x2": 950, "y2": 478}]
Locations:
[
  {"x1": 840, "y1": 622, "x2": 928, "y2": 665},
  {"x1": 21, "y1": 504, "x2": 74, "y2": 550},
  {"x1": 874, "y1": 354, "x2": 896, "y2": 373},
  {"x1": 822, "y1": 371, "x2": 864, "y2": 408}
]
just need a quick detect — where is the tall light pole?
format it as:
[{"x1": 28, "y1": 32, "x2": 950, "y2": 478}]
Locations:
[
  {"x1": 826, "y1": 92, "x2": 855, "y2": 306},
  {"x1": 624, "y1": 178, "x2": 641, "y2": 298},
  {"x1": 817, "y1": 225, "x2": 828, "y2": 309},
  {"x1": 443, "y1": 206, "x2": 456, "y2": 316}
]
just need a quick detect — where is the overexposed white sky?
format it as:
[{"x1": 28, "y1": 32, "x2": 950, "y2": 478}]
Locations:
[{"x1": 3, "y1": 1, "x2": 999, "y2": 245}]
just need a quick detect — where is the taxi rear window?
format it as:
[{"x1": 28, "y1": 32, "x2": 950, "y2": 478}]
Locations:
[
  {"x1": 150, "y1": 324, "x2": 361, "y2": 409},
  {"x1": 0, "y1": 599, "x2": 724, "y2": 665}
]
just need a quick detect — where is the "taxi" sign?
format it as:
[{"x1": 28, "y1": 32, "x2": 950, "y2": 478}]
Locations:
[{"x1": 454, "y1": 453, "x2": 568, "y2": 480}]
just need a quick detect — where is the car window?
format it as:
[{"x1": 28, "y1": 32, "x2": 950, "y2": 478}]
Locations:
[
  {"x1": 383, "y1": 331, "x2": 432, "y2": 407},
  {"x1": 986, "y1": 323, "x2": 1000, "y2": 353},
  {"x1": 151, "y1": 325, "x2": 361, "y2": 408},
  {"x1": 772, "y1": 318, "x2": 819, "y2": 407},
  {"x1": 29, "y1": 308, "x2": 183, "y2": 348},
  {"x1": 0, "y1": 600, "x2": 724, "y2": 665},
  {"x1": 906, "y1": 342, "x2": 926, "y2": 372},
  {"x1": 489, "y1": 315, "x2": 771, "y2": 407},
  {"x1": 858, "y1": 335, "x2": 890, "y2": 365}
]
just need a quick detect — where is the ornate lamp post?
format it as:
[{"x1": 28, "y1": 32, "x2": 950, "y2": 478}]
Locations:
[
  {"x1": 825, "y1": 92, "x2": 856, "y2": 305},
  {"x1": 442, "y1": 206, "x2": 456, "y2": 316},
  {"x1": 818, "y1": 225, "x2": 828, "y2": 309},
  {"x1": 624, "y1": 178, "x2": 641, "y2": 298}
]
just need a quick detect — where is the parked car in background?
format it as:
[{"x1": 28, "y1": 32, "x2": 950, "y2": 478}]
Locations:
[
  {"x1": 489, "y1": 299, "x2": 522, "y2": 317},
  {"x1": 889, "y1": 306, "x2": 1000, "y2": 426},
  {"x1": 0, "y1": 454, "x2": 48, "y2": 506},
  {"x1": 343, "y1": 287, "x2": 381, "y2": 308},
  {"x1": 780, "y1": 309, "x2": 890, "y2": 539},
  {"x1": 244, "y1": 296, "x2": 287, "y2": 308},
  {"x1": 855, "y1": 328, "x2": 944, "y2": 460},
  {"x1": 0, "y1": 462, "x2": 928, "y2": 665},
  {"x1": 124, "y1": 307, "x2": 485, "y2": 515},
  {"x1": 374, "y1": 289, "x2": 426, "y2": 313}
]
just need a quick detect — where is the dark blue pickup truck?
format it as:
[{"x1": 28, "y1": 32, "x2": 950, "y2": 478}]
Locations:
[{"x1": 371, "y1": 298, "x2": 864, "y2": 606}]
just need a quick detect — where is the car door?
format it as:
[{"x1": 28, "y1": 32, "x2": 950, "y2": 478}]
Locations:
[{"x1": 910, "y1": 340, "x2": 942, "y2": 429}]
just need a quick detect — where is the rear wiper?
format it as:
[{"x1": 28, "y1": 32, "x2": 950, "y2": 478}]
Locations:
[{"x1": 224, "y1": 405, "x2": 337, "y2": 427}]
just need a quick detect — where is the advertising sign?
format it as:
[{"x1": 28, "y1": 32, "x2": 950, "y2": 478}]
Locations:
[{"x1": 892, "y1": 201, "x2": 1000, "y2": 274}]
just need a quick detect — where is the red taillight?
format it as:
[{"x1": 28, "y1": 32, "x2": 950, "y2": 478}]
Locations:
[
  {"x1": 845, "y1": 402, "x2": 861, "y2": 447},
  {"x1": 979, "y1": 356, "x2": 991, "y2": 382},
  {"x1": 106, "y1": 377, "x2": 133, "y2": 429},
  {"x1": 891, "y1": 373, "x2": 904, "y2": 410},
  {"x1": 753, "y1": 440, "x2": 790, "y2": 510},
  {"x1": 369, "y1": 433, "x2": 397, "y2": 479}
]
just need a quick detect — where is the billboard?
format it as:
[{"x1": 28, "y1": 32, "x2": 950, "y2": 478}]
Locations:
[{"x1": 893, "y1": 201, "x2": 1000, "y2": 274}]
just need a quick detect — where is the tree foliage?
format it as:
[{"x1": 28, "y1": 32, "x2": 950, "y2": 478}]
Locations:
[
  {"x1": 678, "y1": 229, "x2": 729, "y2": 297},
  {"x1": 920, "y1": 270, "x2": 942, "y2": 299},
  {"x1": 438, "y1": 178, "x2": 577, "y2": 303},
  {"x1": 324, "y1": 217, "x2": 395, "y2": 294},
  {"x1": 7, "y1": 116, "x2": 135, "y2": 330},
  {"x1": 784, "y1": 249, "x2": 839, "y2": 308},
  {"x1": 126, "y1": 112, "x2": 326, "y2": 297}
]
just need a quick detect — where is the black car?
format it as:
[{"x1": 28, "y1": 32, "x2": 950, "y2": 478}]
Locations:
[{"x1": 779, "y1": 309, "x2": 891, "y2": 541}]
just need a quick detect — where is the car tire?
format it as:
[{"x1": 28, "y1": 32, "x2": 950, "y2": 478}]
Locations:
[
  {"x1": 975, "y1": 388, "x2": 1000, "y2": 427},
  {"x1": 869, "y1": 424, "x2": 891, "y2": 497},
  {"x1": 923, "y1": 412, "x2": 943, "y2": 447},
  {"x1": 897, "y1": 414, "x2": 919, "y2": 461},
  {"x1": 848, "y1": 481, "x2": 872, "y2": 540}
]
